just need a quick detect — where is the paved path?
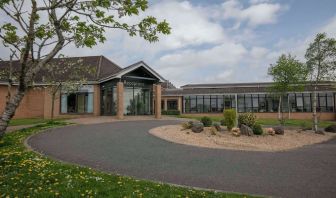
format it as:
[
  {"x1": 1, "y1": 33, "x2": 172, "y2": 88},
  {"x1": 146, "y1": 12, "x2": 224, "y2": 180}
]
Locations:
[{"x1": 28, "y1": 120, "x2": 336, "y2": 198}]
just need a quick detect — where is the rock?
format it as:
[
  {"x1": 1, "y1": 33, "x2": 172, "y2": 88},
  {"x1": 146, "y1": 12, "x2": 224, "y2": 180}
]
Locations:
[
  {"x1": 316, "y1": 129, "x2": 325, "y2": 135},
  {"x1": 191, "y1": 123, "x2": 204, "y2": 133},
  {"x1": 325, "y1": 125, "x2": 336, "y2": 133},
  {"x1": 274, "y1": 126, "x2": 284, "y2": 135},
  {"x1": 266, "y1": 128, "x2": 275, "y2": 136},
  {"x1": 240, "y1": 124, "x2": 253, "y2": 136}
]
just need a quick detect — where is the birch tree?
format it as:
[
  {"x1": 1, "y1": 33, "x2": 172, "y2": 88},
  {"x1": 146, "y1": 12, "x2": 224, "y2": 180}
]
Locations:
[
  {"x1": 268, "y1": 54, "x2": 308, "y2": 125},
  {"x1": 305, "y1": 33, "x2": 336, "y2": 132},
  {"x1": 0, "y1": 0, "x2": 171, "y2": 139}
]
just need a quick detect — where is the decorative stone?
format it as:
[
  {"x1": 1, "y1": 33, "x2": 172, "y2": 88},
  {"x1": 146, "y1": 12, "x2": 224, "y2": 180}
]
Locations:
[
  {"x1": 274, "y1": 126, "x2": 284, "y2": 135},
  {"x1": 191, "y1": 123, "x2": 204, "y2": 133},
  {"x1": 240, "y1": 124, "x2": 253, "y2": 136},
  {"x1": 266, "y1": 128, "x2": 275, "y2": 136},
  {"x1": 316, "y1": 129, "x2": 325, "y2": 135}
]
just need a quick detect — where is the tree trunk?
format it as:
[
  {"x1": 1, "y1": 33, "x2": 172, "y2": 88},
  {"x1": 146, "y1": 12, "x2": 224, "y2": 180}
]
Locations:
[
  {"x1": 278, "y1": 96, "x2": 282, "y2": 124},
  {"x1": 312, "y1": 88, "x2": 318, "y2": 132},
  {"x1": 0, "y1": 90, "x2": 26, "y2": 139},
  {"x1": 51, "y1": 93, "x2": 55, "y2": 120}
]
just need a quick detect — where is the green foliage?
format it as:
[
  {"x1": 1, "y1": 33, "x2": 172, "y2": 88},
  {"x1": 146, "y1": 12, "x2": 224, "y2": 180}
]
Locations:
[
  {"x1": 220, "y1": 119, "x2": 226, "y2": 126},
  {"x1": 162, "y1": 110, "x2": 181, "y2": 115},
  {"x1": 0, "y1": 123, "x2": 253, "y2": 197},
  {"x1": 238, "y1": 113, "x2": 256, "y2": 128},
  {"x1": 223, "y1": 109, "x2": 237, "y2": 131},
  {"x1": 252, "y1": 124, "x2": 263, "y2": 135},
  {"x1": 200, "y1": 116, "x2": 212, "y2": 127},
  {"x1": 305, "y1": 33, "x2": 336, "y2": 83},
  {"x1": 268, "y1": 54, "x2": 308, "y2": 94}
]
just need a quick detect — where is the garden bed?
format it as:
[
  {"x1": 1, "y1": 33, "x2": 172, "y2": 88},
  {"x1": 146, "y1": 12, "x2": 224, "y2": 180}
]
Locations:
[{"x1": 149, "y1": 125, "x2": 336, "y2": 152}]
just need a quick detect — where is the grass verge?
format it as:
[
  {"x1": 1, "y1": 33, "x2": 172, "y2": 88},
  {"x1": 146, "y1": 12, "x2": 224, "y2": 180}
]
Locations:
[
  {"x1": 9, "y1": 118, "x2": 66, "y2": 126},
  {"x1": 0, "y1": 122, "x2": 258, "y2": 198},
  {"x1": 175, "y1": 115, "x2": 335, "y2": 128}
]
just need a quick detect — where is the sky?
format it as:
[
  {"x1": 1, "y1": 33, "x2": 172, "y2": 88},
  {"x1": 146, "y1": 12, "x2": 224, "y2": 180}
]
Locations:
[{"x1": 1, "y1": 0, "x2": 336, "y2": 87}]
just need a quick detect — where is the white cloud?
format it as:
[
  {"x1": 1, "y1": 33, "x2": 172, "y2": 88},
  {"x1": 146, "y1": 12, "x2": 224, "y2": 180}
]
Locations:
[{"x1": 220, "y1": 0, "x2": 285, "y2": 27}]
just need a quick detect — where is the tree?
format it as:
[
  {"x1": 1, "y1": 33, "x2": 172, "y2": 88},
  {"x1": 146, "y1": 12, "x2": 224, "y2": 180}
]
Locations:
[
  {"x1": 305, "y1": 33, "x2": 336, "y2": 132},
  {"x1": 268, "y1": 54, "x2": 308, "y2": 125},
  {"x1": 0, "y1": 0, "x2": 171, "y2": 139}
]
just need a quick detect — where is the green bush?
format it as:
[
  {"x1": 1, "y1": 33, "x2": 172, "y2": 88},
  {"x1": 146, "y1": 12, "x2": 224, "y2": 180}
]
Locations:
[
  {"x1": 223, "y1": 109, "x2": 236, "y2": 131},
  {"x1": 238, "y1": 113, "x2": 256, "y2": 128},
  {"x1": 220, "y1": 119, "x2": 226, "y2": 126},
  {"x1": 162, "y1": 110, "x2": 181, "y2": 115},
  {"x1": 200, "y1": 116, "x2": 212, "y2": 127},
  {"x1": 252, "y1": 124, "x2": 263, "y2": 135}
]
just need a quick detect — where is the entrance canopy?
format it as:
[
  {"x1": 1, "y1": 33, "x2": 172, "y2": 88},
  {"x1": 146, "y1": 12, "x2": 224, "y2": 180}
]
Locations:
[{"x1": 99, "y1": 61, "x2": 165, "y2": 83}]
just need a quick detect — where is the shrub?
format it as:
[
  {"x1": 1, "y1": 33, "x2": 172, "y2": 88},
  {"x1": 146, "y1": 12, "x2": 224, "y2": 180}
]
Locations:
[
  {"x1": 223, "y1": 109, "x2": 237, "y2": 131},
  {"x1": 325, "y1": 124, "x2": 336, "y2": 133},
  {"x1": 252, "y1": 124, "x2": 263, "y2": 135},
  {"x1": 220, "y1": 119, "x2": 226, "y2": 126},
  {"x1": 162, "y1": 110, "x2": 181, "y2": 115},
  {"x1": 200, "y1": 116, "x2": 212, "y2": 127},
  {"x1": 191, "y1": 122, "x2": 204, "y2": 133},
  {"x1": 238, "y1": 113, "x2": 256, "y2": 128}
]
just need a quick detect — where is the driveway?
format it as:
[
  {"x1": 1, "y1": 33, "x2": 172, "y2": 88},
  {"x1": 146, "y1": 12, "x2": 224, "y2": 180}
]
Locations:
[{"x1": 27, "y1": 120, "x2": 336, "y2": 198}]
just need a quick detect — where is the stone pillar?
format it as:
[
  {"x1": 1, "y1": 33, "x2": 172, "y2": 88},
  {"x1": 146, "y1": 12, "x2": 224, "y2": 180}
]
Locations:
[
  {"x1": 164, "y1": 98, "x2": 168, "y2": 111},
  {"x1": 178, "y1": 97, "x2": 183, "y2": 113},
  {"x1": 116, "y1": 82, "x2": 124, "y2": 119},
  {"x1": 155, "y1": 84, "x2": 161, "y2": 119},
  {"x1": 93, "y1": 84, "x2": 101, "y2": 116}
]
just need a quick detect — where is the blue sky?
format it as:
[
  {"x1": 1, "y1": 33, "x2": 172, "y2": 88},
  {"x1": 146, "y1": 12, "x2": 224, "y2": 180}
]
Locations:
[{"x1": 1, "y1": 0, "x2": 335, "y2": 87}]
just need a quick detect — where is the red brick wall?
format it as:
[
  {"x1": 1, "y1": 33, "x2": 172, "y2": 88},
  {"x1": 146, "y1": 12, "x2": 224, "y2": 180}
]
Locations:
[{"x1": 0, "y1": 86, "x2": 45, "y2": 119}]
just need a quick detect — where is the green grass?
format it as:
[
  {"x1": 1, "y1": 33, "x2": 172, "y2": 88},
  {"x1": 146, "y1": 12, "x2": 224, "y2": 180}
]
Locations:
[
  {"x1": 0, "y1": 122, "x2": 258, "y2": 198},
  {"x1": 175, "y1": 114, "x2": 336, "y2": 128},
  {"x1": 9, "y1": 118, "x2": 66, "y2": 126}
]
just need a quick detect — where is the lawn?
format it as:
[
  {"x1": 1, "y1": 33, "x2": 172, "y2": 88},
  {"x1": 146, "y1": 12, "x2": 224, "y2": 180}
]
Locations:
[
  {"x1": 0, "y1": 122, "x2": 258, "y2": 198},
  {"x1": 9, "y1": 118, "x2": 66, "y2": 126},
  {"x1": 175, "y1": 114, "x2": 336, "y2": 128}
]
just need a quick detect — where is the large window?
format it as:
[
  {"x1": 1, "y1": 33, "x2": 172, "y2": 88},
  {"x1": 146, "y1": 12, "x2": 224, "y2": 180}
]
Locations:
[
  {"x1": 61, "y1": 92, "x2": 93, "y2": 114},
  {"x1": 182, "y1": 92, "x2": 334, "y2": 114},
  {"x1": 167, "y1": 100, "x2": 178, "y2": 110}
]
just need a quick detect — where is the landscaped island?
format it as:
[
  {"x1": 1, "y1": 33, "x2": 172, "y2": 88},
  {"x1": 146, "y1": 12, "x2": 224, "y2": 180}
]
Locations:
[{"x1": 149, "y1": 125, "x2": 336, "y2": 152}]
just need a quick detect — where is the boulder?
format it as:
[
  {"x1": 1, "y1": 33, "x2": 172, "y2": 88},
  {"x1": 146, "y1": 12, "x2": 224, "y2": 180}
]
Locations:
[
  {"x1": 316, "y1": 129, "x2": 325, "y2": 135},
  {"x1": 240, "y1": 124, "x2": 253, "y2": 136},
  {"x1": 325, "y1": 125, "x2": 336, "y2": 133},
  {"x1": 191, "y1": 123, "x2": 204, "y2": 133},
  {"x1": 274, "y1": 126, "x2": 284, "y2": 135}
]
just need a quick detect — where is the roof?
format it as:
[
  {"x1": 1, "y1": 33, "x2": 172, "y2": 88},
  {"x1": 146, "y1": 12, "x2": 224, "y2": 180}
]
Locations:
[
  {"x1": 0, "y1": 56, "x2": 165, "y2": 84},
  {"x1": 163, "y1": 82, "x2": 336, "y2": 96},
  {"x1": 99, "y1": 61, "x2": 165, "y2": 83}
]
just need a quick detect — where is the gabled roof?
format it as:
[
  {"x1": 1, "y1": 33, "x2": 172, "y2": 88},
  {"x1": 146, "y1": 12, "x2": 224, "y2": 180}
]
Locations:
[
  {"x1": 0, "y1": 55, "x2": 122, "y2": 83},
  {"x1": 99, "y1": 61, "x2": 165, "y2": 83}
]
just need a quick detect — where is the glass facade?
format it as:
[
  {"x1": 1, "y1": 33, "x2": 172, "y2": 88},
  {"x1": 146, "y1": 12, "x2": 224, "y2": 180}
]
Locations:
[
  {"x1": 183, "y1": 95, "x2": 236, "y2": 113},
  {"x1": 183, "y1": 92, "x2": 335, "y2": 113},
  {"x1": 61, "y1": 92, "x2": 94, "y2": 114}
]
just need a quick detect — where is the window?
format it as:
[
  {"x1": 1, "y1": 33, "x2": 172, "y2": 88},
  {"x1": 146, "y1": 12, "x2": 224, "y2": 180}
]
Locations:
[
  {"x1": 245, "y1": 94, "x2": 252, "y2": 112},
  {"x1": 252, "y1": 94, "x2": 259, "y2": 112},
  {"x1": 258, "y1": 94, "x2": 266, "y2": 112},
  {"x1": 190, "y1": 96, "x2": 197, "y2": 113},
  {"x1": 210, "y1": 95, "x2": 217, "y2": 112},
  {"x1": 303, "y1": 93, "x2": 311, "y2": 112},
  {"x1": 237, "y1": 95, "x2": 245, "y2": 113},
  {"x1": 203, "y1": 96, "x2": 211, "y2": 112},
  {"x1": 61, "y1": 92, "x2": 93, "y2": 114},
  {"x1": 318, "y1": 93, "x2": 334, "y2": 112},
  {"x1": 197, "y1": 95, "x2": 204, "y2": 113},
  {"x1": 167, "y1": 100, "x2": 178, "y2": 110},
  {"x1": 184, "y1": 96, "x2": 190, "y2": 113}
]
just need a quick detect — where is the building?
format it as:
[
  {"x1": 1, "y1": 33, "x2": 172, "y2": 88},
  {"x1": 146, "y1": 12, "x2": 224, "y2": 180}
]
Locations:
[
  {"x1": 161, "y1": 82, "x2": 336, "y2": 121},
  {"x1": 0, "y1": 55, "x2": 335, "y2": 121},
  {"x1": 0, "y1": 56, "x2": 165, "y2": 119}
]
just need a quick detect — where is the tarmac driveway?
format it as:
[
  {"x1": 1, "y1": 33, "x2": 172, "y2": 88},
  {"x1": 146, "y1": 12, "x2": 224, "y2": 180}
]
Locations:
[{"x1": 28, "y1": 120, "x2": 336, "y2": 198}]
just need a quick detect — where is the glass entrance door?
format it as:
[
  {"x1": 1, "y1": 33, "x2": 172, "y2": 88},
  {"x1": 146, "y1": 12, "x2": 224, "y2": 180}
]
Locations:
[
  {"x1": 124, "y1": 87, "x2": 151, "y2": 115},
  {"x1": 101, "y1": 87, "x2": 115, "y2": 115}
]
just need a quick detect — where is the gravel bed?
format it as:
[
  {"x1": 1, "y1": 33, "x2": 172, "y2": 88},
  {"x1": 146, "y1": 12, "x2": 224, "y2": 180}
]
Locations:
[{"x1": 149, "y1": 125, "x2": 336, "y2": 152}]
